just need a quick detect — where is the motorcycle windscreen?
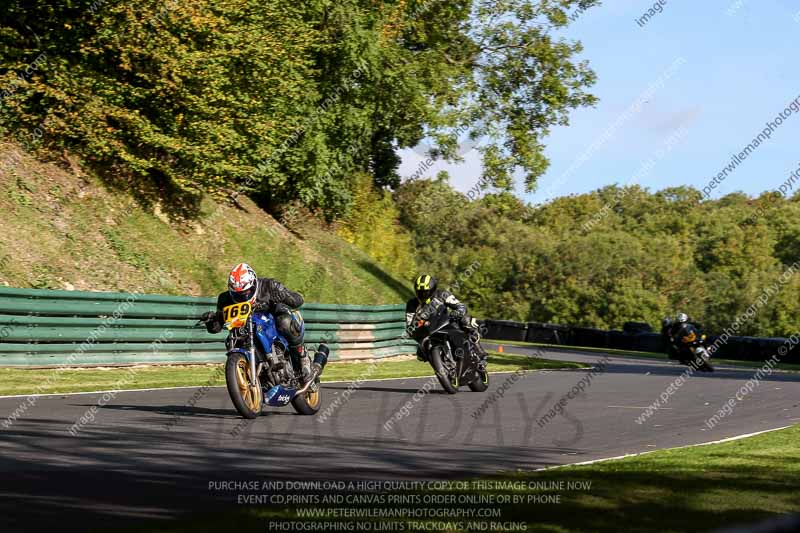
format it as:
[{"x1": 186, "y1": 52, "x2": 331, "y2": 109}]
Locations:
[
  {"x1": 265, "y1": 384, "x2": 297, "y2": 407},
  {"x1": 412, "y1": 305, "x2": 451, "y2": 340}
]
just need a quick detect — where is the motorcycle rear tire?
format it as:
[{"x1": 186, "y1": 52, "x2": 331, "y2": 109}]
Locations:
[
  {"x1": 468, "y1": 370, "x2": 489, "y2": 392},
  {"x1": 291, "y1": 378, "x2": 322, "y2": 415},
  {"x1": 695, "y1": 359, "x2": 715, "y2": 372}
]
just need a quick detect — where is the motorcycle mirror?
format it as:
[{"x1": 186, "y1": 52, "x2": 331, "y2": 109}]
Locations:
[{"x1": 265, "y1": 384, "x2": 296, "y2": 407}]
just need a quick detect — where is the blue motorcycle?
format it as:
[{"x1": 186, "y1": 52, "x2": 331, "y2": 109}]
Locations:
[{"x1": 213, "y1": 301, "x2": 328, "y2": 419}]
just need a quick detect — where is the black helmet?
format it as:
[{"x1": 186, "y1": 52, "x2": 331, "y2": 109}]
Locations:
[
  {"x1": 414, "y1": 274, "x2": 437, "y2": 303},
  {"x1": 662, "y1": 316, "x2": 673, "y2": 328}
]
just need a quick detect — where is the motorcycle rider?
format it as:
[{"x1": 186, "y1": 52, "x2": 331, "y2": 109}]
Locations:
[
  {"x1": 664, "y1": 312, "x2": 702, "y2": 363},
  {"x1": 201, "y1": 263, "x2": 321, "y2": 382},
  {"x1": 405, "y1": 274, "x2": 487, "y2": 368},
  {"x1": 660, "y1": 316, "x2": 680, "y2": 360}
]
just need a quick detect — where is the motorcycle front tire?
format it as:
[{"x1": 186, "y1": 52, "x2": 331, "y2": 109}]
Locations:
[{"x1": 430, "y1": 346, "x2": 459, "y2": 394}]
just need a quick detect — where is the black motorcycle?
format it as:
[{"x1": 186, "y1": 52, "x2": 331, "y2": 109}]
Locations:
[{"x1": 411, "y1": 301, "x2": 488, "y2": 394}]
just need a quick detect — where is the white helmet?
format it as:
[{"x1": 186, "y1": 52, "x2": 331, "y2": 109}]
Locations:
[{"x1": 228, "y1": 263, "x2": 258, "y2": 303}]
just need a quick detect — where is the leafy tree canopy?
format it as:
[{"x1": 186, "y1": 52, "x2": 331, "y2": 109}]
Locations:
[
  {"x1": 395, "y1": 180, "x2": 800, "y2": 338},
  {"x1": 0, "y1": 0, "x2": 599, "y2": 216}
]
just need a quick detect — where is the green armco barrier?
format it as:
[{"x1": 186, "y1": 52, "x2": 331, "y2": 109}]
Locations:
[
  {"x1": 0, "y1": 298, "x2": 214, "y2": 319},
  {"x1": 0, "y1": 351, "x2": 225, "y2": 366},
  {"x1": 0, "y1": 342, "x2": 224, "y2": 354},
  {"x1": 0, "y1": 286, "x2": 216, "y2": 304},
  {"x1": 0, "y1": 286, "x2": 414, "y2": 366}
]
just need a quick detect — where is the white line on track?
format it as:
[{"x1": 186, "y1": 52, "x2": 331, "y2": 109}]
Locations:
[{"x1": 536, "y1": 425, "x2": 795, "y2": 471}]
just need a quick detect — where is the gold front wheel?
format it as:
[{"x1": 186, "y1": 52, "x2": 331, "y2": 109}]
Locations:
[{"x1": 225, "y1": 353, "x2": 262, "y2": 419}]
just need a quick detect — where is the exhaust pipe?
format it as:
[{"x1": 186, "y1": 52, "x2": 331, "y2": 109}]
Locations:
[{"x1": 313, "y1": 343, "x2": 330, "y2": 370}]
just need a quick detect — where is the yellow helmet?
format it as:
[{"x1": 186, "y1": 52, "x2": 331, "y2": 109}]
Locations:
[{"x1": 414, "y1": 274, "x2": 437, "y2": 303}]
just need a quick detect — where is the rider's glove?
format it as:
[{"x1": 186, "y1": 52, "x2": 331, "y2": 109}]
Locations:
[
  {"x1": 459, "y1": 315, "x2": 477, "y2": 329},
  {"x1": 200, "y1": 311, "x2": 222, "y2": 334}
]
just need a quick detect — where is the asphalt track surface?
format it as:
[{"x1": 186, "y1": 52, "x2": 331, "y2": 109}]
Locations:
[{"x1": 1, "y1": 345, "x2": 799, "y2": 532}]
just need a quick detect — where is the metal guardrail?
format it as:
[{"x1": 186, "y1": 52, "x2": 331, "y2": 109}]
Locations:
[{"x1": 0, "y1": 287, "x2": 416, "y2": 366}]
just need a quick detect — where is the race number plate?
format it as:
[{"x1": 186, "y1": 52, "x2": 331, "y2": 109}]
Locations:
[{"x1": 222, "y1": 301, "x2": 253, "y2": 330}]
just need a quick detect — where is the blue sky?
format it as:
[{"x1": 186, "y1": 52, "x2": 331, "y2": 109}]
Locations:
[{"x1": 398, "y1": 0, "x2": 800, "y2": 205}]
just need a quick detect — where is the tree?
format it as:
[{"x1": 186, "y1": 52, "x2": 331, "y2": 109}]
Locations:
[{"x1": 395, "y1": 177, "x2": 800, "y2": 338}]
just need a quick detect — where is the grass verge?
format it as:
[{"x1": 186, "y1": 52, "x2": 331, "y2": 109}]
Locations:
[
  {"x1": 0, "y1": 352, "x2": 585, "y2": 396},
  {"x1": 488, "y1": 338, "x2": 800, "y2": 372}
]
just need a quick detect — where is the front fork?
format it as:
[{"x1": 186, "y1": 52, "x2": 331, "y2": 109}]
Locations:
[
  {"x1": 249, "y1": 321, "x2": 259, "y2": 396},
  {"x1": 444, "y1": 341, "x2": 460, "y2": 376}
]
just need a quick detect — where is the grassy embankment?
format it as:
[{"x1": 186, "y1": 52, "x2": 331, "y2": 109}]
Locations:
[{"x1": 0, "y1": 140, "x2": 410, "y2": 303}]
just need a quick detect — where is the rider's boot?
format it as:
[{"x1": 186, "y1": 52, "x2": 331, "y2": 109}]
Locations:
[
  {"x1": 291, "y1": 344, "x2": 312, "y2": 383},
  {"x1": 298, "y1": 344, "x2": 329, "y2": 383},
  {"x1": 463, "y1": 319, "x2": 488, "y2": 372},
  {"x1": 476, "y1": 347, "x2": 488, "y2": 372},
  {"x1": 301, "y1": 352, "x2": 312, "y2": 382},
  {"x1": 287, "y1": 343, "x2": 310, "y2": 381}
]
